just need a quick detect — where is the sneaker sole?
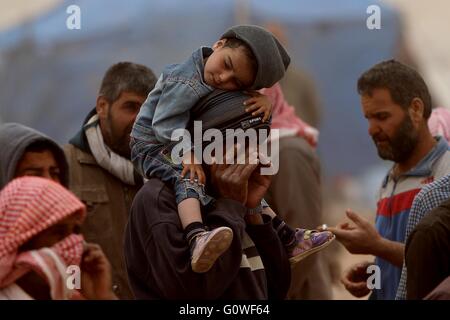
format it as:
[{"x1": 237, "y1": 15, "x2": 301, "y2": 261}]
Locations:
[
  {"x1": 191, "y1": 228, "x2": 233, "y2": 273},
  {"x1": 289, "y1": 234, "x2": 336, "y2": 265}
]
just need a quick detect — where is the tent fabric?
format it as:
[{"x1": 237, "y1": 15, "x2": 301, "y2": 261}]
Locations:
[{"x1": 0, "y1": 0, "x2": 399, "y2": 178}]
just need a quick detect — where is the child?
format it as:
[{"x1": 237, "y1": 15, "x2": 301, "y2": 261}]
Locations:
[{"x1": 131, "y1": 25, "x2": 333, "y2": 273}]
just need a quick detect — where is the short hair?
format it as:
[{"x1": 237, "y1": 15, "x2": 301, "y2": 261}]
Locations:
[
  {"x1": 357, "y1": 60, "x2": 432, "y2": 119},
  {"x1": 98, "y1": 62, "x2": 157, "y2": 103},
  {"x1": 222, "y1": 38, "x2": 258, "y2": 81}
]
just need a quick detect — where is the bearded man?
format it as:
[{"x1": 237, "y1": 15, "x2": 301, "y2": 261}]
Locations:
[
  {"x1": 64, "y1": 62, "x2": 157, "y2": 299},
  {"x1": 327, "y1": 60, "x2": 450, "y2": 300}
]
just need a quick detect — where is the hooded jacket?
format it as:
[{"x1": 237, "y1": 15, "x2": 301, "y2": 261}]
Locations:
[{"x1": 0, "y1": 123, "x2": 69, "y2": 189}]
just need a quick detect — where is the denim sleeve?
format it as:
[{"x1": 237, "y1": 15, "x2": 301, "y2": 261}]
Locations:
[
  {"x1": 152, "y1": 78, "x2": 201, "y2": 145},
  {"x1": 131, "y1": 73, "x2": 201, "y2": 178},
  {"x1": 132, "y1": 72, "x2": 201, "y2": 145}
]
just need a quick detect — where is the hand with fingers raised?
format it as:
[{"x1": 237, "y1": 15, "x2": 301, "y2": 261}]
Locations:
[{"x1": 327, "y1": 209, "x2": 382, "y2": 255}]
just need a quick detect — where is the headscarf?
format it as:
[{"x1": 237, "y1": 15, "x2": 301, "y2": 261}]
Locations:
[
  {"x1": 428, "y1": 107, "x2": 450, "y2": 144},
  {"x1": 0, "y1": 176, "x2": 86, "y2": 299},
  {"x1": 260, "y1": 83, "x2": 319, "y2": 147}
]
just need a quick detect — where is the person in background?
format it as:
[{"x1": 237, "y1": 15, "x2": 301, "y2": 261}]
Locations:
[
  {"x1": 64, "y1": 62, "x2": 157, "y2": 299},
  {"x1": 265, "y1": 21, "x2": 322, "y2": 128},
  {"x1": 428, "y1": 107, "x2": 450, "y2": 143},
  {"x1": 261, "y1": 83, "x2": 333, "y2": 299},
  {"x1": 0, "y1": 122, "x2": 68, "y2": 189},
  {"x1": 329, "y1": 60, "x2": 450, "y2": 299}
]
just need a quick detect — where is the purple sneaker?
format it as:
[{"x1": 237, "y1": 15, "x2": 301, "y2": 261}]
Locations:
[{"x1": 288, "y1": 228, "x2": 335, "y2": 264}]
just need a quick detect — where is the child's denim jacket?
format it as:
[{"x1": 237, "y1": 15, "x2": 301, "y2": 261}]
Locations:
[{"x1": 131, "y1": 47, "x2": 214, "y2": 148}]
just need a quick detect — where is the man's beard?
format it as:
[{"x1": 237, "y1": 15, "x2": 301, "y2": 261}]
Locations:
[
  {"x1": 373, "y1": 115, "x2": 419, "y2": 163},
  {"x1": 103, "y1": 120, "x2": 132, "y2": 159},
  {"x1": 108, "y1": 134, "x2": 131, "y2": 159}
]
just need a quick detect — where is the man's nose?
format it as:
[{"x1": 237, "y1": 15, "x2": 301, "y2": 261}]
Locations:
[
  {"x1": 131, "y1": 113, "x2": 138, "y2": 124},
  {"x1": 368, "y1": 120, "x2": 380, "y2": 137}
]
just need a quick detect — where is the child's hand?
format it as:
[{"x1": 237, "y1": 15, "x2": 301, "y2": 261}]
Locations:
[
  {"x1": 181, "y1": 152, "x2": 206, "y2": 185},
  {"x1": 244, "y1": 91, "x2": 272, "y2": 122}
]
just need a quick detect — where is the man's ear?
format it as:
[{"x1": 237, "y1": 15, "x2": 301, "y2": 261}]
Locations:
[
  {"x1": 96, "y1": 96, "x2": 109, "y2": 120},
  {"x1": 212, "y1": 39, "x2": 226, "y2": 50},
  {"x1": 409, "y1": 97, "x2": 425, "y2": 125}
]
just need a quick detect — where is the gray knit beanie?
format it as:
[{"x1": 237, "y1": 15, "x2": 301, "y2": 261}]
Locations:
[{"x1": 221, "y1": 25, "x2": 291, "y2": 90}]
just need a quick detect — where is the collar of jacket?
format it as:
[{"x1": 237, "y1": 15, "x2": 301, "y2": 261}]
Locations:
[
  {"x1": 69, "y1": 108, "x2": 144, "y2": 185},
  {"x1": 69, "y1": 108, "x2": 97, "y2": 154},
  {"x1": 382, "y1": 136, "x2": 449, "y2": 187}
]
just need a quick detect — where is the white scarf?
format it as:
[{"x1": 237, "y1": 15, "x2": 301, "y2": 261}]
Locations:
[{"x1": 84, "y1": 115, "x2": 136, "y2": 185}]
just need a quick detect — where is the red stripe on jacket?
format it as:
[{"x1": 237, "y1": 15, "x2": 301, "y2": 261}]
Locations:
[{"x1": 377, "y1": 188, "x2": 422, "y2": 217}]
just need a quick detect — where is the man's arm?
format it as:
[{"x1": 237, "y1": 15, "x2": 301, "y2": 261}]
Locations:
[
  {"x1": 329, "y1": 179, "x2": 450, "y2": 269},
  {"x1": 372, "y1": 237, "x2": 404, "y2": 268},
  {"x1": 328, "y1": 210, "x2": 404, "y2": 267}
]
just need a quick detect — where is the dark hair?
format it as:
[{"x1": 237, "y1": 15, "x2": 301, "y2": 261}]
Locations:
[
  {"x1": 222, "y1": 38, "x2": 258, "y2": 80},
  {"x1": 98, "y1": 62, "x2": 157, "y2": 103},
  {"x1": 357, "y1": 59, "x2": 432, "y2": 119},
  {"x1": 25, "y1": 140, "x2": 58, "y2": 154}
]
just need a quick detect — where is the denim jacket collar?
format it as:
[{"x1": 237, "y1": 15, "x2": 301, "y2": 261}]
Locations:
[{"x1": 192, "y1": 47, "x2": 214, "y2": 88}]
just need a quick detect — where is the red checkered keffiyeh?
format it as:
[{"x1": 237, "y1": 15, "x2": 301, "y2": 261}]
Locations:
[
  {"x1": 260, "y1": 83, "x2": 319, "y2": 147},
  {"x1": 0, "y1": 177, "x2": 86, "y2": 298}
]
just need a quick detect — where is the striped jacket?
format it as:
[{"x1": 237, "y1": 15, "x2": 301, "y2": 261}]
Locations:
[{"x1": 124, "y1": 178, "x2": 291, "y2": 300}]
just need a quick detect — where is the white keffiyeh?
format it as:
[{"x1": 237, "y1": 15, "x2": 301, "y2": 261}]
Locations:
[{"x1": 84, "y1": 115, "x2": 136, "y2": 185}]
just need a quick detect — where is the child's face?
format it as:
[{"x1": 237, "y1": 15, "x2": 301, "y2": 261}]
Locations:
[{"x1": 204, "y1": 39, "x2": 255, "y2": 91}]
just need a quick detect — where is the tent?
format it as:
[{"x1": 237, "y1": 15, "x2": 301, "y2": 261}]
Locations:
[{"x1": 0, "y1": 0, "x2": 400, "y2": 178}]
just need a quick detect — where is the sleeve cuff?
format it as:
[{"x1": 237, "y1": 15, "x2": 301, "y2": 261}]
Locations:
[{"x1": 213, "y1": 198, "x2": 248, "y2": 219}]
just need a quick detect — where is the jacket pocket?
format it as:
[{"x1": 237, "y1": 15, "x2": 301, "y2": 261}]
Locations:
[{"x1": 75, "y1": 185, "x2": 113, "y2": 238}]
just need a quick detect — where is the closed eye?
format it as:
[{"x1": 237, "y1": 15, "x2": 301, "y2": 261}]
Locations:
[
  {"x1": 123, "y1": 102, "x2": 141, "y2": 112},
  {"x1": 366, "y1": 112, "x2": 390, "y2": 121},
  {"x1": 224, "y1": 58, "x2": 231, "y2": 70}
]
